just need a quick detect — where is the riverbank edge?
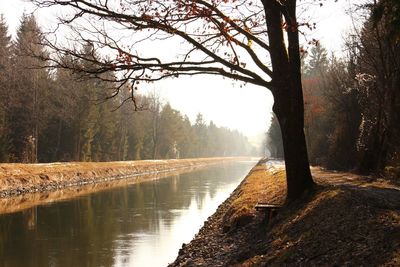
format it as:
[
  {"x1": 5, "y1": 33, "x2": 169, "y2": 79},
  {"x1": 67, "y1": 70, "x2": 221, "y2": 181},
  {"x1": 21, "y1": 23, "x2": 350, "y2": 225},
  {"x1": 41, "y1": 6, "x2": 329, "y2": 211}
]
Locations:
[
  {"x1": 0, "y1": 157, "x2": 250, "y2": 198},
  {"x1": 168, "y1": 158, "x2": 272, "y2": 266}
]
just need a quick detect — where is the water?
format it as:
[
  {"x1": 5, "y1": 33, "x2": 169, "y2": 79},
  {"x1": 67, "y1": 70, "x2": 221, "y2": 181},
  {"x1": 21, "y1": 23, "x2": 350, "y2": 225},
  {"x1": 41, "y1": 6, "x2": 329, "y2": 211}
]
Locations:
[{"x1": 0, "y1": 161, "x2": 256, "y2": 267}]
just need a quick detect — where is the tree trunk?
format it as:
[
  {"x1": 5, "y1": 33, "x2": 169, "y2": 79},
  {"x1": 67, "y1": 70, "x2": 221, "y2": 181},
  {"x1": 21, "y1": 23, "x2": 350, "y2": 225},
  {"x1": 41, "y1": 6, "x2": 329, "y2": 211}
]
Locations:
[
  {"x1": 273, "y1": 97, "x2": 314, "y2": 201},
  {"x1": 53, "y1": 119, "x2": 62, "y2": 161},
  {"x1": 262, "y1": 0, "x2": 314, "y2": 201}
]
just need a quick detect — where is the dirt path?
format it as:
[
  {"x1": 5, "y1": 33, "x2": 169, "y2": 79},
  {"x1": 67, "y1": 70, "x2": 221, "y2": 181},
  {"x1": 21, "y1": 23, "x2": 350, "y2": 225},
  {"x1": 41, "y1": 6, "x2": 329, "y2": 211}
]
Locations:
[{"x1": 169, "y1": 160, "x2": 400, "y2": 266}]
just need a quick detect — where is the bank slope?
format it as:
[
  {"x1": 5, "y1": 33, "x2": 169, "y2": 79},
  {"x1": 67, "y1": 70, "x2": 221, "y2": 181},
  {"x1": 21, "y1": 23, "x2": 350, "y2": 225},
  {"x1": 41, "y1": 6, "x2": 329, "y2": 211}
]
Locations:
[
  {"x1": 0, "y1": 157, "x2": 247, "y2": 197},
  {"x1": 169, "y1": 160, "x2": 400, "y2": 266}
]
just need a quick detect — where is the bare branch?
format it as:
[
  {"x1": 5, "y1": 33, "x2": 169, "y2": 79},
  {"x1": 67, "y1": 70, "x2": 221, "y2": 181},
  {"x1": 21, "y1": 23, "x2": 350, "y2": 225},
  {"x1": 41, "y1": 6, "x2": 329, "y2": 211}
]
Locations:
[{"x1": 31, "y1": 0, "x2": 274, "y2": 91}]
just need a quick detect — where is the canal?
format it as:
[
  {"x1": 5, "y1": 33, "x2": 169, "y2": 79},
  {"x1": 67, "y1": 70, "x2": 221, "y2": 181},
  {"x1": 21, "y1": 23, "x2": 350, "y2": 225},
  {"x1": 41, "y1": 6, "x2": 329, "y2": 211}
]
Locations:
[{"x1": 0, "y1": 160, "x2": 256, "y2": 267}]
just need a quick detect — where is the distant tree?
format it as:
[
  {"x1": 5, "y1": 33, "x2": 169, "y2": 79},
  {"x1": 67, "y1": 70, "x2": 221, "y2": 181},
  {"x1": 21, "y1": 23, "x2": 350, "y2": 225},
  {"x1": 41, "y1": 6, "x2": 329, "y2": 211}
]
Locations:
[
  {"x1": 157, "y1": 104, "x2": 183, "y2": 158},
  {"x1": 132, "y1": 110, "x2": 152, "y2": 160},
  {"x1": 0, "y1": 15, "x2": 12, "y2": 161},
  {"x1": 114, "y1": 89, "x2": 131, "y2": 160},
  {"x1": 304, "y1": 45, "x2": 329, "y2": 77},
  {"x1": 194, "y1": 113, "x2": 208, "y2": 157},
  {"x1": 41, "y1": 56, "x2": 82, "y2": 161},
  {"x1": 10, "y1": 14, "x2": 50, "y2": 162},
  {"x1": 302, "y1": 44, "x2": 330, "y2": 165},
  {"x1": 178, "y1": 116, "x2": 196, "y2": 158},
  {"x1": 267, "y1": 115, "x2": 284, "y2": 159},
  {"x1": 323, "y1": 56, "x2": 361, "y2": 170},
  {"x1": 206, "y1": 121, "x2": 219, "y2": 157},
  {"x1": 148, "y1": 93, "x2": 161, "y2": 159},
  {"x1": 92, "y1": 89, "x2": 119, "y2": 161},
  {"x1": 32, "y1": 0, "x2": 315, "y2": 200}
]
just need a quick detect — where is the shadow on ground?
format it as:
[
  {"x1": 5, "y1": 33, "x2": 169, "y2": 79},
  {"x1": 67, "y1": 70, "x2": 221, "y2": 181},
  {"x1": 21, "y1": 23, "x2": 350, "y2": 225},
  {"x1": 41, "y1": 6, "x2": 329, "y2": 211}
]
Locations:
[{"x1": 243, "y1": 184, "x2": 400, "y2": 266}]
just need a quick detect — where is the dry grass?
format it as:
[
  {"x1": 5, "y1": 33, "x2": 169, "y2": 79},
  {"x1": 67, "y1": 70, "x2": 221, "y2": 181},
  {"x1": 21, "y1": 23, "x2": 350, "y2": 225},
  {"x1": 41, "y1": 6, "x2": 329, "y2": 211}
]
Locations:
[
  {"x1": 257, "y1": 184, "x2": 400, "y2": 266},
  {"x1": 222, "y1": 162, "x2": 287, "y2": 232},
  {"x1": 0, "y1": 157, "x2": 247, "y2": 195}
]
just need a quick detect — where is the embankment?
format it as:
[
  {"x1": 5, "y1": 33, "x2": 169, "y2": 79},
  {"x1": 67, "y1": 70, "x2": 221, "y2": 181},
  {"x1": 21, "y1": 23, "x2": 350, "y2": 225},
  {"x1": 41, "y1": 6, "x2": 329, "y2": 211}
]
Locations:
[
  {"x1": 0, "y1": 157, "x2": 246, "y2": 198},
  {"x1": 169, "y1": 159, "x2": 400, "y2": 266}
]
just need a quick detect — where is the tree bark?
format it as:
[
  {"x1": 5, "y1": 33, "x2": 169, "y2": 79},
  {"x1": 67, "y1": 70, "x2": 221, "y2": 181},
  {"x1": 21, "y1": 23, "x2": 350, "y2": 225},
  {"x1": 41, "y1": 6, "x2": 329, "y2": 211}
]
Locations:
[
  {"x1": 262, "y1": 0, "x2": 314, "y2": 201},
  {"x1": 274, "y1": 97, "x2": 314, "y2": 201}
]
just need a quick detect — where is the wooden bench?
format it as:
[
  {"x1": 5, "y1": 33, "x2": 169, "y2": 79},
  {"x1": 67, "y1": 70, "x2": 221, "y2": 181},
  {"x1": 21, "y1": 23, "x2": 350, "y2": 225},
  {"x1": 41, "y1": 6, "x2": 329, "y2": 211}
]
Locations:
[{"x1": 254, "y1": 203, "x2": 282, "y2": 224}]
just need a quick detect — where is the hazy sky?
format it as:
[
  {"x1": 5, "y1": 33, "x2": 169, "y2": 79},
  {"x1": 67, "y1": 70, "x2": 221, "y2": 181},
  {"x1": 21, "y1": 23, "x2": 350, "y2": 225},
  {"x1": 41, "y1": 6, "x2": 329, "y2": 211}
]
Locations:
[{"x1": 0, "y1": 0, "x2": 356, "y2": 137}]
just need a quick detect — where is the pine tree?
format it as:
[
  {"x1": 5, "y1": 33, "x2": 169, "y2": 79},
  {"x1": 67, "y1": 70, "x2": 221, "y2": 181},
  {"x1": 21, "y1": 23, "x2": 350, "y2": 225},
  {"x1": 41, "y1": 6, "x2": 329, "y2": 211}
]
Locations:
[
  {"x1": 41, "y1": 56, "x2": 81, "y2": 161},
  {"x1": 9, "y1": 14, "x2": 50, "y2": 162},
  {"x1": 194, "y1": 113, "x2": 207, "y2": 157},
  {"x1": 267, "y1": 115, "x2": 284, "y2": 159},
  {"x1": 304, "y1": 45, "x2": 329, "y2": 78}
]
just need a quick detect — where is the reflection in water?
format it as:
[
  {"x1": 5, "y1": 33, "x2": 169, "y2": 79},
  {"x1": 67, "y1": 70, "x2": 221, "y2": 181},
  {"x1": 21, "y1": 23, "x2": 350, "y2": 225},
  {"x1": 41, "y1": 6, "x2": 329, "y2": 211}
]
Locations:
[
  {"x1": 0, "y1": 166, "x2": 208, "y2": 215},
  {"x1": 0, "y1": 161, "x2": 255, "y2": 267}
]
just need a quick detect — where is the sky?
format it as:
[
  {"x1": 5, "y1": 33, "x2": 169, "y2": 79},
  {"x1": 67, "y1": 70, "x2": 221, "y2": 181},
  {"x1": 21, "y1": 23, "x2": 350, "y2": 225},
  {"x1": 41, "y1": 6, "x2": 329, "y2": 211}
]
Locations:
[{"x1": 0, "y1": 0, "x2": 358, "y2": 138}]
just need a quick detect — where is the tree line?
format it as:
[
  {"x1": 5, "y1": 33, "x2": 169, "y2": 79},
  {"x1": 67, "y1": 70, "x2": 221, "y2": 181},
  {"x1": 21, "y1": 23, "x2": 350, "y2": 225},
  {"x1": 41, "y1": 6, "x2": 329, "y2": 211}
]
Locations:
[
  {"x1": 0, "y1": 14, "x2": 255, "y2": 163},
  {"x1": 268, "y1": 2, "x2": 400, "y2": 179}
]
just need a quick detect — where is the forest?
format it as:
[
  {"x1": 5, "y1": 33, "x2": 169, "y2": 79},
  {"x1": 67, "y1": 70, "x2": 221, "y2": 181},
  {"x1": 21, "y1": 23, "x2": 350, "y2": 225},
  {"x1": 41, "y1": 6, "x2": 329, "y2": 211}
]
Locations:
[
  {"x1": 268, "y1": 2, "x2": 400, "y2": 179},
  {"x1": 0, "y1": 14, "x2": 255, "y2": 163}
]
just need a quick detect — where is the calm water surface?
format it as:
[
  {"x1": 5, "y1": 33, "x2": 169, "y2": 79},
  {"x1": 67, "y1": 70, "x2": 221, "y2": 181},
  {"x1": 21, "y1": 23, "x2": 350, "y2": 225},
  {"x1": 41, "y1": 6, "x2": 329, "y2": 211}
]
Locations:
[{"x1": 0, "y1": 161, "x2": 256, "y2": 267}]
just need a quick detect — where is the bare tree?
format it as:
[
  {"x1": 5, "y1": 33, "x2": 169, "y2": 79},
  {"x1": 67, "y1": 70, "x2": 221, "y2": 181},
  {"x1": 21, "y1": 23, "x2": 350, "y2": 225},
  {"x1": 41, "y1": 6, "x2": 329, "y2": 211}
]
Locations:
[{"x1": 31, "y1": 0, "x2": 314, "y2": 201}]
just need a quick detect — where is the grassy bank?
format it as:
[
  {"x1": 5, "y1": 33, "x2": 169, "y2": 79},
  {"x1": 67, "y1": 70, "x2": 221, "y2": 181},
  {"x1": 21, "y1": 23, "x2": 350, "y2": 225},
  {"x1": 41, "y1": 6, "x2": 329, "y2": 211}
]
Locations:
[
  {"x1": 0, "y1": 157, "x2": 247, "y2": 198},
  {"x1": 170, "y1": 159, "x2": 400, "y2": 266}
]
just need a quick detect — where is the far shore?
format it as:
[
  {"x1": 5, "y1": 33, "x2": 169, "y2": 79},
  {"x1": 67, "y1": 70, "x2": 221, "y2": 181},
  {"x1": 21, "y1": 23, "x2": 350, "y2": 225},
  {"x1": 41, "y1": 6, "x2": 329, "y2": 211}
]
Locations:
[{"x1": 0, "y1": 157, "x2": 256, "y2": 200}]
